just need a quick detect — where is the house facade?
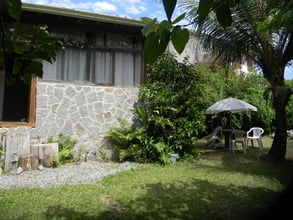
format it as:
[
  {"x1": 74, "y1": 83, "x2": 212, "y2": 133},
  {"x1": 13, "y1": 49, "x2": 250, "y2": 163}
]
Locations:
[
  {"x1": 0, "y1": 3, "x2": 145, "y2": 171},
  {"x1": 0, "y1": 3, "x2": 253, "y2": 172}
]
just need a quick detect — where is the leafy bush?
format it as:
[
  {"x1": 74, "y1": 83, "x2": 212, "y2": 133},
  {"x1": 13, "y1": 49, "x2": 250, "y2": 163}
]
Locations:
[
  {"x1": 47, "y1": 133, "x2": 77, "y2": 166},
  {"x1": 143, "y1": 54, "x2": 207, "y2": 150},
  {"x1": 204, "y1": 68, "x2": 274, "y2": 134},
  {"x1": 241, "y1": 73, "x2": 274, "y2": 132},
  {"x1": 106, "y1": 54, "x2": 208, "y2": 164},
  {"x1": 106, "y1": 53, "x2": 276, "y2": 164},
  {"x1": 105, "y1": 117, "x2": 172, "y2": 164}
]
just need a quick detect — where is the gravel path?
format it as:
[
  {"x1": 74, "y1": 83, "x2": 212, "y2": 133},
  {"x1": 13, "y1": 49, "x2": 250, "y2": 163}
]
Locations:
[{"x1": 0, "y1": 161, "x2": 136, "y2": 189}]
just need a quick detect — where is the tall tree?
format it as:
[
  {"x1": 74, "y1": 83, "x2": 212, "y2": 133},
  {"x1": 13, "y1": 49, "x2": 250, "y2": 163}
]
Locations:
[{"x1": 142, "y1": 0, "x2": 293, "y2": 161}]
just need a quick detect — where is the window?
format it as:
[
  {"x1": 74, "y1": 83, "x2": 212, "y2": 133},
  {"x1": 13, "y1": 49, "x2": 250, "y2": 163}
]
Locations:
[
  {"x1": 0, "y1": 72, "x2": 36, "y2": 126},
  {"x1": 42, "y1": 30, "x2": 144, "y2": 86}
]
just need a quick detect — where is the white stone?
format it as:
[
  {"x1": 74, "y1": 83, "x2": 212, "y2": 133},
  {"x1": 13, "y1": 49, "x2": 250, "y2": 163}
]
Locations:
[{"x1": 16, "y1": 167, "x2": 23, "y2": 175}]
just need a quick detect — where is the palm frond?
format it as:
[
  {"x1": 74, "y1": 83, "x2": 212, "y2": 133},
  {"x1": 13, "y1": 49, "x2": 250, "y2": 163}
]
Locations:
[{"x1": 180, "y1": 0, "x2": 292, "y2": 72}]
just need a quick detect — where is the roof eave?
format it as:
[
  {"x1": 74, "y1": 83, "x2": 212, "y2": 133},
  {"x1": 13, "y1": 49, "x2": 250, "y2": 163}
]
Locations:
[{"x1": 21, "y1": 3, "x2": 145, "y2": 27}]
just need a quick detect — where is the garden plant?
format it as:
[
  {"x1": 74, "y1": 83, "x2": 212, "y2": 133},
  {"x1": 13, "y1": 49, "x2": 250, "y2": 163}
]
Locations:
[{"x1": 1, "y1": 137, "x2": 293, "y2": 219}]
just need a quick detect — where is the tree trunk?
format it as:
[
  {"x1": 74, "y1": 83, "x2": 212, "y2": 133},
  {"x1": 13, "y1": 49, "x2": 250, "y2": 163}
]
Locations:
[{"x1": 267, "y1": 86, "x2": 291, "y2": 161}]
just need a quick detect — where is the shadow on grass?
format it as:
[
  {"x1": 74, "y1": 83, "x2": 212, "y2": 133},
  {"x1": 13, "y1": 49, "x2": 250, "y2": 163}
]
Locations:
[
  {"x1": 41, "y1": 179, "x2": 281, "y2": 220},
  {"x1": 197, "y1": 142, "x2": 293, "y2": 187},
  {"x1": 37, "y1": 139, "x2": 293, "y2": 220},
  {"x1": 43, "y1": 205, "x2": 96, "y2": 220}
]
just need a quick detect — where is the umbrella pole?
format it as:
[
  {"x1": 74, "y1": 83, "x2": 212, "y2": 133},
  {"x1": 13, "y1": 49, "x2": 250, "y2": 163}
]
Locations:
[
  {"x1": 225, "y1": 112, "x2": 232, "y2": 148},
  {"x1": 228, "y1": 112, "x2": 232, "y2": 129}
]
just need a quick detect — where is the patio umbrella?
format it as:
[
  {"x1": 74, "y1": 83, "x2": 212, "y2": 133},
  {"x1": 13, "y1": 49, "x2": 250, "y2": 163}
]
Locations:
[
  {"x1": 207, "y1": 97, "x2": 257, "y2": 113},
  {"x1": 206, "y1": 97, "x2": 257, "y2": 148}
]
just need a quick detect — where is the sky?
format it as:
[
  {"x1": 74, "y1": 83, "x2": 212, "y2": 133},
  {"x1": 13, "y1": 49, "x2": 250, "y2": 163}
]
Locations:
[
  {"x1": 22, "y1": 0, "x2": 167, "y2": 20},
  {"x1": 22, "y1": 0, "x2": 293, "y2": 80}
]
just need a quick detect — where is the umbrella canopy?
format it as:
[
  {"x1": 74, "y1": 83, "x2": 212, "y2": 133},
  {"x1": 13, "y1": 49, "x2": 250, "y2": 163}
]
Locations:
[{"x1": 207, "y1": 97, "x2": 257, "y2": 113}]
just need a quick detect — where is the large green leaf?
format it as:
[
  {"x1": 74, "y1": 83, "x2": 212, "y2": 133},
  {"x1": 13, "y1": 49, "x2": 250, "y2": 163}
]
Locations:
[
  {"x1": 141, "y1": 18, "x2": 157, "y2": 37},
  {"x1": 198, "y1": 0, "x2": 233, "y2": 27},
  {"x1": 144, "y1": 32, "x2": 161, "y2": 64},
  {"x1": 197, "y1": 0, "x2": 213, "y2": 24},
  {"x1": 172, "y1": 13, "x2": 186, "y2": 25},
  {"x1": 162, "y1": 0, "x2": 177, "y2": 21},
  {"x1": 171, "y1": 26, "x2": 189, "y2": 54},
  {"x1": 158, "y1": 20, "x2": 171, "y2": 36},
  {"x1": 158, "y1": 29, "x2": 171, "y2": 55},
  {"x1": 14, "y1": 25, "x2": 36, "y2": 38},
  {"x1": 7, "y1": 0, "x2": 22, "y2": 21},
  {"x1": 143, "y1": 20, "x2": 173, "y2": 64},
  {"x1": 23, "y1": 61, "x2": 43, "y2": 78},
  {"x1": 0, "y1": 0, "x2": 57, "y2": 84},
  {"x1": 215, "y1": 1, "x2": 232, "y2": 27},
  {"x1": 39, "y1": 44, "x2": 57, "y2": 63}
]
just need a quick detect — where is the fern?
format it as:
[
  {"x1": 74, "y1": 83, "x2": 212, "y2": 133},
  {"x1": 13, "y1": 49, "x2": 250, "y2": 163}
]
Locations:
[
  {"x1": 47, "y1": 133, "x2": 77, "y2": 166},
  {"x1": 104, "y1": 117, "x2": 133, "y2": 148},
  {"x1": 105, "y1": 117, "x2": 173, "y2": 164}
]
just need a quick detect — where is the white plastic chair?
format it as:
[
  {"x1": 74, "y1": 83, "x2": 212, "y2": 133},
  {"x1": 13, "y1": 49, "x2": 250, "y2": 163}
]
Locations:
[
  {"x1": 204, "y1": 126, "x2": 224, "y2": 148},
  {"x1": 230, "y1": 130, "x2": 247, "y2": 154},
  {"x1": 246, "y1": 127, "x2": 264, "y2": 149}
]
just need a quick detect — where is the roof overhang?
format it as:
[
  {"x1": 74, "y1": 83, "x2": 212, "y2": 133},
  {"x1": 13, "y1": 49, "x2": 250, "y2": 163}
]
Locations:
[{"x1": 21, "y1": 3, "x2": 144, "y2": 28}]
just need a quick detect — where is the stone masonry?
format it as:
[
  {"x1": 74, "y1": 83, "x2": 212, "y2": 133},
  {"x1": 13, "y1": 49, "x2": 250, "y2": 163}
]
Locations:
[
  {"x1": 31, "y1": 81, "x2": 139, "y2": 154},
  {"x1": 0, "y1": 81, "x2": 139, "y2": 171}
]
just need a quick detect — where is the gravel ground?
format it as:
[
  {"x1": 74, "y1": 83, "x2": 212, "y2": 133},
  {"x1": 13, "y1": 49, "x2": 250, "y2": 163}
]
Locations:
[{"x1": 0, "y1": 161, "x2": 136, "y2": 189}]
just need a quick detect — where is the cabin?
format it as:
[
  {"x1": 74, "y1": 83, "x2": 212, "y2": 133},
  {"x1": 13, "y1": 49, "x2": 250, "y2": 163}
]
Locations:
[
  {"x1": 0, "y1": 3, "x2": 145, "y2": 171},
  {"x1": 0, "y1": 3, "x2": 251, "y2": 172}
]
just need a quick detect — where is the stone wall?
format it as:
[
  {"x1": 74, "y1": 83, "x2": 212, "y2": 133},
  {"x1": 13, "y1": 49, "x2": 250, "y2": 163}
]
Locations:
[
  {"x1": 0, "y1": 82, "x2": 138, "y2": 171},
  {"x1": 31, "y1": 81, "x2": 139, "y2": 158}
]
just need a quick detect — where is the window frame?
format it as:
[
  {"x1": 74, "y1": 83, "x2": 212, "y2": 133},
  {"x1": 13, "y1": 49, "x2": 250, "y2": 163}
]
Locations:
[
  {"x1": 0, "y1": 76, "x2": 36, "y2": 127},
  {"x1": 42, "y1": 47, "x2": 144, "y2": 87}
]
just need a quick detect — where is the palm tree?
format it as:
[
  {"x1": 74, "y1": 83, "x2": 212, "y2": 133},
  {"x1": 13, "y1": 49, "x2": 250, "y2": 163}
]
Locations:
[{"x1": 179, "y1": 0, "x2": 293, "y2": 161}]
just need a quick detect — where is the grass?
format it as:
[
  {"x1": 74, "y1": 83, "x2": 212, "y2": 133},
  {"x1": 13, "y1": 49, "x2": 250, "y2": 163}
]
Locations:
[{"x1": 1, "y1": 136, "x2": 293, "y2": 220}]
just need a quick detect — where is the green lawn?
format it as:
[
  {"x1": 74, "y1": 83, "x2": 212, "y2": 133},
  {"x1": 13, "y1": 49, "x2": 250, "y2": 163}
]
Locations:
[{"x1": 1, "y1": 136, "x2": 293, "y2": 220}]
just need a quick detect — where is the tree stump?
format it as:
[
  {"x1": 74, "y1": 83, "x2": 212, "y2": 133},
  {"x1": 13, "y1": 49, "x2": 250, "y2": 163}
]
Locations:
[
  {"x1": 18, "y1": 153, "x2": 39, "y2": 171},
  {"x1": 43, "y1": 154, "x2": 53, "y2": 167},
  {"x1": 30, "y1": 143, "x2": 58, "y2": 168}
]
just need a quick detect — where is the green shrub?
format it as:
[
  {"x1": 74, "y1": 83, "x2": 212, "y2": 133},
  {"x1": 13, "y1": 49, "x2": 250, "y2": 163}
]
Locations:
[
  {"x1": 47, "y1": 133, "x2": 77, "y2": 166},
  {"x1": 105, "y1": 117, "x2": 173, "y2": 164},
  {"x1": 106, "y1": 53, "x2": 276, "y2": 164},
  {"x1": 203, "y1": 68, "x2": 274, "y2": 134},
  {"x1": 106, "y1": 54, "x2": 207, "y2": 164},
  {"x1": 141, "y1": 54, "x2": 208, "y2": 153}
]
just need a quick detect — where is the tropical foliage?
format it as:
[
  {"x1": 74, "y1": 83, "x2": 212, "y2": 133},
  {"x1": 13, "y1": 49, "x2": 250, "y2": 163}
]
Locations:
[
  {"x1": 142, "y1": 0, "x2": 293, "y2": 161},
  {"x1": 0, "y1": 0, "x2": 56, "y2": 84},
  {"x1": 186, "y1": 0, "x2": 293, "y2": 161},
  {"x1": 106, "y1": 53, "x2": 276, "y2": 164},
  {"x1": 106, "y1": 54, "x2": 207, "y2": 164},
  {"x1": 1, "y1": 138, "x2": 293, "y2": 219},
  {"x1": 141, "y1": 1, "x2": 189, "y2": 64},
  {"x1": 47, "y1": 133, "x2": 77, "y2": 166}
]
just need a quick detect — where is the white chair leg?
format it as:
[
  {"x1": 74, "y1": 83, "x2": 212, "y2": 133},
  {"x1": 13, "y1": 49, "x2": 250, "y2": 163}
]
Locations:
[
  {"x1": 257, "y1": 139, "x2": 263, "y2": 150},
  {"x1": 243, "y1": 141, "x2": 246, "y2": 155},
  {"x1": 231, "y1": 140, "x2": 235, "y2": 153},
  {"x1": 246, "y1": 139, "x2": 249, "y2": 148}
]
